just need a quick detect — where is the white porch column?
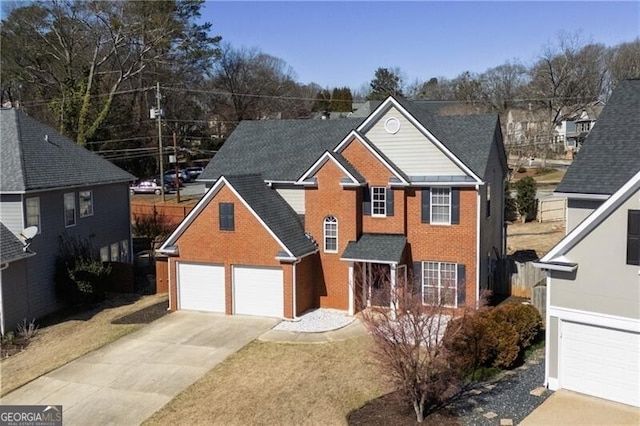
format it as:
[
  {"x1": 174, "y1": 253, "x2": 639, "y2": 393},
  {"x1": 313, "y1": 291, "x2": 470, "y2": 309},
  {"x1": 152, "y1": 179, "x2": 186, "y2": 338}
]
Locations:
[
  {"x1": 348, "y1": 261, "x2": 354, "y2": 316},
  {"x1": 367, "y1": 262, "x2": 372, "y2": 307},
  {"x1": 390, "y1": 263, "x2": 397, "y2": 314}
]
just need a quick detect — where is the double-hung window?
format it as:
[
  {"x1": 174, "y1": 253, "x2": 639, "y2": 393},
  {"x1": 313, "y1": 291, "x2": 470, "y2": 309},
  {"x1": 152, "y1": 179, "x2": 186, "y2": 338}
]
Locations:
[
  {"x1": 431, "y1": 188, "x2": 451, "y2": 224},
  {"x1": 422, "y1": 261, "x2": 457, "y2": 307},
  {"x1": 371, "y1": 187, "x2": 386, "y2": 217},
  {"x1": 219, "y1": 203, "x2": 235, "y2": 231},
  {"x1": 64, "y1": 192, "x2": 76, "y2": 227},
  {"x1": 26, "y1": 197, "x2": 40, "y2": 231},
  {"x1": 79, "y1": 190, "x2": 93, "y2": 217},
  {"x1": 324, "y1": 216, "x2": 338, "y2": 253}
]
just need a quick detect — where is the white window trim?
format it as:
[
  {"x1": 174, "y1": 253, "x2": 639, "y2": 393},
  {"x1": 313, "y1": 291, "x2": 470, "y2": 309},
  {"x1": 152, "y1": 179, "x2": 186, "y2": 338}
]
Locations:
[
  {"x1": 79, "y1": 190, "x2": 94, "y2": 218},
  {"x1": 323, "y1": 216, "x2": 338, "y2": 253},
  {"x1": 430, "y1": 187, "x2": 451, "y2": 225},
  {"x1": 371, "y1": 187, "x2": 387, "y2": 217},
  {"x1": 422, "y1": 261, "x2": 457, "y2": 308},
  {"x1": 64, "y1": 192, "x2": 76, "y2": 228},
  {"x1": 25, "y1": 197, "x2": 41, "y2": 233}
]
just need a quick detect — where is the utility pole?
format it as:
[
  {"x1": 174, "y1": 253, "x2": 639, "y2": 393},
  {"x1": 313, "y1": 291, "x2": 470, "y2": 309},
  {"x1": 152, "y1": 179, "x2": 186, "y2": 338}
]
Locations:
[
  {"x1": 155, "y1": 82, "x2": 165, "y2": 201},
  {"x1": 173, "y1": 131, "x2": 180, "y2": 203}
]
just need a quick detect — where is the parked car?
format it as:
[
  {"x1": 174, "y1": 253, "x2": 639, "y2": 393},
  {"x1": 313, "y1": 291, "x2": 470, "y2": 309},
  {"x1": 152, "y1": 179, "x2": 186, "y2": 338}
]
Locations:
[
  {"x1": 186, "y1": 166, "x2": 204, "y2": 179},
  {"x1": 164, "y1": 170, "x2": 190, "y2": 184},
  {"x1": 130, "y1": 179, "x2": 174, "y2": 195}
]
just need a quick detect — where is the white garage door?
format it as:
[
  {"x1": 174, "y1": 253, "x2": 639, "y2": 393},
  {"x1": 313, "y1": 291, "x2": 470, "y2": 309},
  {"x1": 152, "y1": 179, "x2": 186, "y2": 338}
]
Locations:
[
  {"x1": 233, "y1": 266, "x2": 283, "y2": 318},
  {"x1": 178, "y1": 263, "x2": 225, "y2": 312},
  {"x1": 561, "y1": 321, "x2": 640, "y2": 407}
]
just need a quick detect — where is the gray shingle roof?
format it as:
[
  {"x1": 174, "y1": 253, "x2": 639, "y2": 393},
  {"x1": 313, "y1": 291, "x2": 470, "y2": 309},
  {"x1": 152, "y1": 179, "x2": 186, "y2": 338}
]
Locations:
[
  {"x1": 200, "y1": 100, "x2": 501, "y2": 184},
  {"x1": 224, "y1": 174, "x2": 317, "y2": 257},
  {"x1": 341, "y1": 233, "x2": 407, "y2": 264},
  {"x1": 0, "y1": 108, "x2": 135, "y2": 192},
  {"x1": 0, "y1": 223, "x2": 32, "y2": 264},
  {"x1": 556, "y1": 79, "x2": 640, "y2": 195},
  {"x1": 199, "y1": 118, "x2": 364, "y2": 182},
  {"x1": 329, "y1": 152, "x2": 366, "y2": 183}
]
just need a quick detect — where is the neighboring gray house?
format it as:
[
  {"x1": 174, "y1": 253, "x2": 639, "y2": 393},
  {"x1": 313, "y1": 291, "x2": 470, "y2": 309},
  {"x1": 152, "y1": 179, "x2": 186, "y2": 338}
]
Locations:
[
  {"x1": 555, "y1": 79, "x2": 640, "y2": 232},
  {"x1": 534, "y1": 170, "x2": 640, "y2": 407},
  {"x1": 534, "y1": 80, "x2": 640, "y2": 407},
  {"x1": 0, "y1": 108, "x2": 135, "y2": 332},
  {"x1": 0, "y1": 223, "x2": 36, "y2": 335}
]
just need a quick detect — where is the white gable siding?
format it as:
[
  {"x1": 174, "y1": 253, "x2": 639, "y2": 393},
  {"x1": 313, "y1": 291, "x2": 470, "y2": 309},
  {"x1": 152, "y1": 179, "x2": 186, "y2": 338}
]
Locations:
[
  {"x1": 0, "y1": 194, "x2": 24, "y2": 234},
  {"x1": 275, "y1": 188, "x2": 305, "y2": 214},
  {"x1": 363, "y1": 107, "x2": 467, "y2": 177}
]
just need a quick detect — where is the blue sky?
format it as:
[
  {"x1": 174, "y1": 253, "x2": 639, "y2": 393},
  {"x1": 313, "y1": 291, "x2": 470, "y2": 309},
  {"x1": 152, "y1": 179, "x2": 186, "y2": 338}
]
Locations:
[{"x1": 202, "y1": 1, "x2": 640, "y2": 90}]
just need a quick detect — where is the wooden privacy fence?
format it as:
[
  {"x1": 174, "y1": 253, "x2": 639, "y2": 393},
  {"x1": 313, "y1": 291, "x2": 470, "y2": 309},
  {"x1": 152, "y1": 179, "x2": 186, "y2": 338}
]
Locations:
[
  {"x1": 537, "y1": 197, "x2": 566, "y2": 223},
  {"x1": 131, "y1": 201, "x2": 194, "y2": 228},
  {"x1": 496, "y1": 255, "x2": 546, "y2": 298}
]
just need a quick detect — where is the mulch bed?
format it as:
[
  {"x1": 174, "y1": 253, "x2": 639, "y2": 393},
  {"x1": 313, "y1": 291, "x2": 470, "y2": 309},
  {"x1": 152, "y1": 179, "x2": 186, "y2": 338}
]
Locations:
[
  {"x1": 111, "y1": 301, "x2": 169, "y2": 325},
  {"x1": 348, "y1": 390, "x2": 462, "y2": 426}
]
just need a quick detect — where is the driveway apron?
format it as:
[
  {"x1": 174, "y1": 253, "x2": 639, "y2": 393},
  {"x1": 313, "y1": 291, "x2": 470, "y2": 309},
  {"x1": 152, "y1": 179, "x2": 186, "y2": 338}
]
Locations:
[{"x1": 1, "y1": 311, "x2": 279, "y2": 425}]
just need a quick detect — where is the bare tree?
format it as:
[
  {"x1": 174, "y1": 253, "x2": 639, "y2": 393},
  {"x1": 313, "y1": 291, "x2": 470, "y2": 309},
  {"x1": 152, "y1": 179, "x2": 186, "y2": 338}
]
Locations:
[{"x1": 360, "y1": 270, "x2": 474, "y2": 422}]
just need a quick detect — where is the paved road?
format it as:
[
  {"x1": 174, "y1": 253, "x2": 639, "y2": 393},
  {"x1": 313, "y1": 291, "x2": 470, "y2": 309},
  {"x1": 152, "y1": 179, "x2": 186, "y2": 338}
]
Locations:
[{"x1": 1, "y1": 312, "x2": 279, "y2": 425}]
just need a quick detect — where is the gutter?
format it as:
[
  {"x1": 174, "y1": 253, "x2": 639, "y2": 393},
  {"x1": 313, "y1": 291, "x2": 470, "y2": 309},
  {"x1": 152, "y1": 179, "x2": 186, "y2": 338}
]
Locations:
[{"x1": 553, "y1": 192, "x2": 610, "y2": 201}]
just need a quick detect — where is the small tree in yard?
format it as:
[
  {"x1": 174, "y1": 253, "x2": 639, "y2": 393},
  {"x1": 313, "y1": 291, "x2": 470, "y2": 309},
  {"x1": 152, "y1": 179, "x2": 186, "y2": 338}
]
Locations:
[
  {"x1": 360, "y1": 273, "x2": 474, "y2": 422},
  {"x1": 514, "y1": 176, "x2": 537, "y2": 222},
  {"x1": 132, "y1": 207, "x2": 174, "y2": 257}
]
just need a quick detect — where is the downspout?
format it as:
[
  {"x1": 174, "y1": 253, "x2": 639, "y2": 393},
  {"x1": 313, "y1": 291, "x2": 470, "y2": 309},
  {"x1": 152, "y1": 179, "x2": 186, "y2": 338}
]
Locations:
[
  {"x1": 168, "y1": 258, "x2": 172, "y2": 310},
  {"x1": 475, "y1": 184, "x2": 481, "y2": 306},
  {"x1": 544, "y1": 273, "x2": 551, "y2": 389}
]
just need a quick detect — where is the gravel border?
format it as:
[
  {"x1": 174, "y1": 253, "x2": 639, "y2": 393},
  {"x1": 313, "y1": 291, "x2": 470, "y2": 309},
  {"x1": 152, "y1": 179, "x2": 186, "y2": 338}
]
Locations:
[
  {"x1": 274, "y1": 309, "x2": 355, "y2": 332},
  {"x1": 451, "y1": 349, "x2": 552, "y2": 425}
]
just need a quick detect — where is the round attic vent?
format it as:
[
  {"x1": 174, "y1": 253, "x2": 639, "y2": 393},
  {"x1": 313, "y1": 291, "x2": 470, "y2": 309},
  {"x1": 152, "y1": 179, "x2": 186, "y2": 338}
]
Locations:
[{"x1": 384, "y1": 117, "x2": 400, "y2": 134}]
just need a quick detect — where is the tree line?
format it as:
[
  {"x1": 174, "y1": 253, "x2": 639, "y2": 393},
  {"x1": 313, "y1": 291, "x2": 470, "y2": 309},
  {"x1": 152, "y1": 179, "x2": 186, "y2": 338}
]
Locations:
[{"x1": 2, "y1": 1, "x2": 638, "y2": 178}]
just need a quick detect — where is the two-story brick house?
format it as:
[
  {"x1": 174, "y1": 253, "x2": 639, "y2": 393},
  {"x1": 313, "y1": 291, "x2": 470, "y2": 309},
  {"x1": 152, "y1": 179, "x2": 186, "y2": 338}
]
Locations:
[{"x1": 159, "y1": 97, "x2": 508, "y2": 318}]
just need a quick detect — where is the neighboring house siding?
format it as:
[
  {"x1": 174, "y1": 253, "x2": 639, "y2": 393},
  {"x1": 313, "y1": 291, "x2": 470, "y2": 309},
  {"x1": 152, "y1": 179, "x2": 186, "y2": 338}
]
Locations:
[
  {"x1": 0, "y1": 259, "x2": 29, "y2": 332},
  {"x1": 304, "y1": 161, "x2": 359, "y2": 310},
  {"x1": 363, "y1": 106, "x2": 467, "y2": 177},
  {"x1": 479, "y1": 139, "x2": 507, "y2": 294},
  {"x1": 550, "y1": 188, "x2": 640, "y2": 319},
  {"x1": 21, "y1": 183, "x2": 131, "y2": 319},
  {"x1": 275, "y1": 187, "x2": 305, "y2": 214},
  {"x1": 566, "y1": 199, "x2": 604, "y2": 232},
  {"x1": 0, "y1": 194, "x2": 24, "y2": 234},
  {"x1": 169, "y1": 184, "x2": 296, "y2": 317}
]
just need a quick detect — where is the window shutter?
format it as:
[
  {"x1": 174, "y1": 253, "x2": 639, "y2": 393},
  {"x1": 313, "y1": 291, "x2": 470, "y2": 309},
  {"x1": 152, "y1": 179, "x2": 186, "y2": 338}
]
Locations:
[
  {"x1": 362, "y1": 185, "x2": 371, "y2": 216},
  {"x1": 451, "y1": 188, "x2": 460, "y2": 224},
  {"x1": 421, "y1": 188, "x2": 430, "y2": 223},
  {"x1": 219, "y1": 203, "x2": 226, "y2": 229},
  {"x1": 386, "y1": 188, "x2": 394, "y2": 217},
  {"x1": 456, "y1": 264, "x2": 466, "y2": 307},
  {"x1": 413, "y1": 261, "x2": 422, "y2": 294},
  {"x1": 228, "y1": 203, "x2": 235, "y2": 231},
  {"x1": 627, "y1": 210, "x2": 640, "y2": 266}
]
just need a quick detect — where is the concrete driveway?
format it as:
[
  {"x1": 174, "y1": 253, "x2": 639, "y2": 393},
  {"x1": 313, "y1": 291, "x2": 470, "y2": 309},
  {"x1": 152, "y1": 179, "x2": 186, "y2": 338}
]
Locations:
[
  {"x1": 1, "y1": 311, "x2": 279, "y2": 425},
  {"x1": 520, "y1": 390, "x2": 640, "y2": 425}
]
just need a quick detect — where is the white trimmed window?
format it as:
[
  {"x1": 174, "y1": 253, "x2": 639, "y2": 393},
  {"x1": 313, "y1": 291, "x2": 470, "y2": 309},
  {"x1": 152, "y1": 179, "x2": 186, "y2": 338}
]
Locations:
[
  {"x1": 110, "y1": 242, "x2": 119, "y2": 262},
  {"x1": 422, "y1": 261, "x2": 457, "y2": 307},
  {"x1": 431, "y1": 187, "x2": 451, "y2": 224},
  {"x1": 323, "y1": 216, "x2": 338, "y2": 253},
  {"x1": 100, "y1": 246, "x2": 109, "y2": 262},
  {"x1": 25, "y1": 197, "x2": 40, "y2": 231},
  {"x1": 120, "y1": 240, "x2": 129, "y2": 263},
  {"x1": 79, "y1": 190, "x2": 93, "y2": 217},
  {"x1": 64, "y1": 192, "x2": 76, "y2": 227},
  {"x1": 371, "y1": 187, "x2": 386, "y2": 217}
]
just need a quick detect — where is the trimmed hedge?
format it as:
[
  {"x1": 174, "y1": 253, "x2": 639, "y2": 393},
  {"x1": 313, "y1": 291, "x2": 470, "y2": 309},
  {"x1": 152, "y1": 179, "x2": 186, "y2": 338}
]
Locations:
[{"x1": 445, "y1": 303, "x2": 543, "y2": 374}]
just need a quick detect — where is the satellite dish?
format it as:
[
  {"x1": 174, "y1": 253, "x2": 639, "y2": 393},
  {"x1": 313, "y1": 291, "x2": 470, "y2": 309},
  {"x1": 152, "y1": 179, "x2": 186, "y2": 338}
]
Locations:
[{"x1": 21, "y1": 226, "x2": 38, "y2": 240}]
